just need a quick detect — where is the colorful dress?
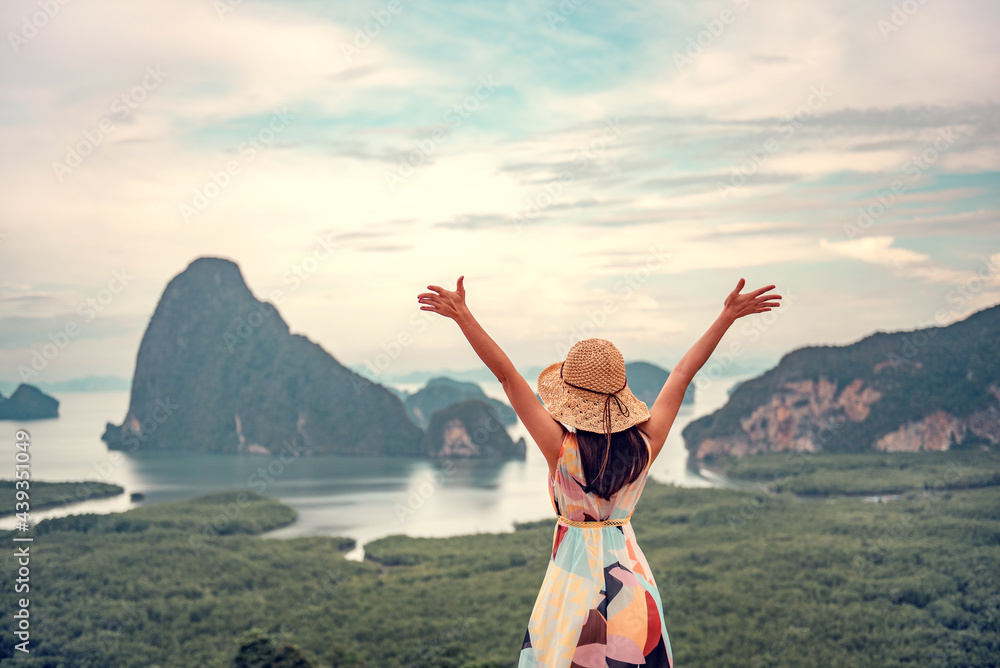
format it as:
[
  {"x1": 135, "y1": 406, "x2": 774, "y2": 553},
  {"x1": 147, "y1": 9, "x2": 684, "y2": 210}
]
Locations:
[{"x1": 518, "y1": 428, "x2": 673, "y2": 667}]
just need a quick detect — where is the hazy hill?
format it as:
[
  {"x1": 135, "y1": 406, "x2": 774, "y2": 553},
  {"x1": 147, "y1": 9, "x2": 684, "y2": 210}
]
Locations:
[
  {"x1": 683, "y1": 304, "x2": 1000, "y2": 463},
  {"x1": 403, "y1": 377, "x2": 517, "y2": 428},
  {"x1": 626, "y1": 361, "x2": 695, "y2": 407}
]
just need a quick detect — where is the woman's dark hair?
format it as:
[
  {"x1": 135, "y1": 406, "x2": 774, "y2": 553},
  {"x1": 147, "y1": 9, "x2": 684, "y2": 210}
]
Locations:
[{"x1": 574, "y1": 425, "x2": 649, "y2": 500}]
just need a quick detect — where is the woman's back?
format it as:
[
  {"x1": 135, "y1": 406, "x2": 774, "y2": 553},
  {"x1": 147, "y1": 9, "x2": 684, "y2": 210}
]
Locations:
[
  {"x1": 518, "y1": 428, "x2": 673, "y2": 667},
  {"x1": 548, "y1": 428, "x2": 651, "y2": 526}
]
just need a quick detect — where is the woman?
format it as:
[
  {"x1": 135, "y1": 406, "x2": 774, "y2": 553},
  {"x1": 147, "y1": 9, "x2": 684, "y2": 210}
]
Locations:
[{"x1": 417, "y1": 276, "x2": 781, "y2": 667}]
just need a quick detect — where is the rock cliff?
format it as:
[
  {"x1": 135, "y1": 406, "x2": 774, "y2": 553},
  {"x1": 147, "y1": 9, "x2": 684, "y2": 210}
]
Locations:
[
  {"x1": 683, "y1": 304, "x2": 1000, "y2": 463},
  {"x1": 101, "y1": 257, "x2": 423, "y2": 456}
]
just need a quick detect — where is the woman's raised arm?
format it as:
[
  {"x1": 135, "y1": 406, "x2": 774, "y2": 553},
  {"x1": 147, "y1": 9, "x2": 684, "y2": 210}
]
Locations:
[
  {"x1": 640, "y1": 278, "x2": 781, "y2": 459},
  {"x1": 417, "y1": 276, "x2": 565, "y2": 471}
]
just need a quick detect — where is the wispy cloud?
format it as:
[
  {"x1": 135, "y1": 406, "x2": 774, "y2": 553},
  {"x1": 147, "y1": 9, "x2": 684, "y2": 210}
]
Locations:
[{"x1": 820, "y1": 236, "x2": 972, "y2": 284}]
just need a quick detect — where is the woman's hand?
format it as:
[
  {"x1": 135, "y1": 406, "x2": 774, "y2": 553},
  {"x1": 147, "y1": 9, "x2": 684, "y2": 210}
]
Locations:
[
  {"x1": 722, "y1": 278, "x2": 782, "y2": 320},
  {"x1": 418, "y1": 275, "x2": 469, "y2": 322},
  {"x1": 418, "y1": 275, "x2": 566, "y2": 472},
  {"x1": 644, "y1": 278, "x2": 782, "y2": 450}
]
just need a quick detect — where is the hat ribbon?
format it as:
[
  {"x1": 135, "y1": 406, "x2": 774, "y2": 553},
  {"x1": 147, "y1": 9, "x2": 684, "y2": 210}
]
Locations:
[{"x1": 559, "y1": 363, "x2": 629, "y2": 483}]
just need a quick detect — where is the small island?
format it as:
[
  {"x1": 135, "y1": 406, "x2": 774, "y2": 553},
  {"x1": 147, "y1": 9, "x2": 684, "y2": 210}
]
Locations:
[
  {"x1": 0, "y1": 479, "x2": 124, "y2": 517},
  {"x1": 422, "y1": 399, "x2": 526, "y2": 458},
  {"x1": 0, "y1": 383, "x2": 60, "y2": 420}
]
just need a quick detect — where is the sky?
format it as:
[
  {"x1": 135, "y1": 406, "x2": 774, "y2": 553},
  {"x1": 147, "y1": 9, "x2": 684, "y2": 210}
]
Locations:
[{"x1": 1, "y1": 0, "x2": 998, "y2": 389}]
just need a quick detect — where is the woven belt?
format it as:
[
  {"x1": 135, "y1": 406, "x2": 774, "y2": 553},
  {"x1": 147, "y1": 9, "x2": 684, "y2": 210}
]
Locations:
[{"x1": 557, "y1": 511, "x2": 633, "y2": 528}]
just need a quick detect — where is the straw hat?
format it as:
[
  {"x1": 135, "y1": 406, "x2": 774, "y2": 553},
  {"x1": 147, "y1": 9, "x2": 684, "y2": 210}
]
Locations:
[{"x1": 537, "y1": 338, "x2": 649, "y2": 435}]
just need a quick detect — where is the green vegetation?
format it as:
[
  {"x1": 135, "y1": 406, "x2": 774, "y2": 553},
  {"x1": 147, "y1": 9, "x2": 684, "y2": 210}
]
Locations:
[
  {"x1": 1, "y1": 452, "x2": 998, "y2": 667},
  {"x1": 29, "y1": 490, "x2": 299, "y2": 538},
  {"x1": 231, "y1": 627, "x2": 312, "y2": 667},
  {"x1": 0, "y1": 479, "x2": 123, "y2": 517},
  {"x1": 709, "y1": 449, "x2": 1000, "y2": 496}
]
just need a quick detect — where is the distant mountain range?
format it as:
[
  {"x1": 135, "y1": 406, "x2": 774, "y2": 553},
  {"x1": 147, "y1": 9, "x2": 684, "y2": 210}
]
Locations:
[
  {"x1": 0, "y1": 374, "x2": 130, "y2": 396},
  {"x1": 393, "y1": 360, "x2": 692, "y2": 432},
  {"x1": 357, "y1": 366, "x2": 511, "y2": 385},
  {"x1": 355, "y1": 359, "x2": 753, "y2": 394},
  {"x1": 683, "y1": 304, "x2": 1000, "y2": 463}
]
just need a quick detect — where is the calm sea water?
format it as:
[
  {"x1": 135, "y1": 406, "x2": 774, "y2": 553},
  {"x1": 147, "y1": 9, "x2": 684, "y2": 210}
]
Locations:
[{"x1": 0, "y1": 378, "x2": 741, "y2": 559}]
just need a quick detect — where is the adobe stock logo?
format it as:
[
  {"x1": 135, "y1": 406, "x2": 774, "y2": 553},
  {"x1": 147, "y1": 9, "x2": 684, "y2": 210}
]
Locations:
[
  {"x1": 17, "y1": 268, "x2": 134, "y2": 383},
  {"x1": 672, "y1": 0, "x2": 753, "y2": 72},
  {"x1": 51, "y1": 66, "x2": 168, "y2": 183},
  {"x1": 843, "y1": 127, "x2": 957, "y2": 240},
  {"x1": 7, "y1": 0, "x2": 71, "y2": 53},
  {"x1": 179, "y1": 107, "x2": 295, "y2": 224},
  {"x1": 339, "y1": 0, "x2": 412, "y2": 62},
  {"x1": 383, "y1": 75, "x2": 498, "y2": 192}
]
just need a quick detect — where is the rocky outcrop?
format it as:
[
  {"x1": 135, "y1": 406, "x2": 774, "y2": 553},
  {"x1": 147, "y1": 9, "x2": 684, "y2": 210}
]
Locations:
[
  {"x1": 695, "y1": 378, "x2": 884, "y2": 458},
  {"x1": 0, "y1": 384, "x2": 59, "y2": 420},
  {"x1": 421, "y1": 400, "x2": 526, "y2": 458},
  {"x1": 404, "y1": 377, "x2": 517, "y2": 429},
  {"x1": 874, "y1": 404, "x2": 1000, "y2": 452},
  {"x1": 873, "y1": 410, "x2": 961, "y2": 452},
  {"x1": 102, "y1": 257, "x2": 423, "y2": 456},
  {"x1": 684, "y1": 303, "x2": 1000, "y2": 462}
]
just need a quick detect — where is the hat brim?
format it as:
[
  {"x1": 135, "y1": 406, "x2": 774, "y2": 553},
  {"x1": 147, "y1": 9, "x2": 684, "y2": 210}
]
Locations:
[{"x1": 537, "y1": 361, "x2": 650, "y2": 434}]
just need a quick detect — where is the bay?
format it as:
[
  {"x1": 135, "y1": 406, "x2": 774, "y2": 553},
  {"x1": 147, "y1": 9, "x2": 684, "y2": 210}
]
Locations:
[{"x1": 0, "y1": 377, "x2": 742, "y2": 559}]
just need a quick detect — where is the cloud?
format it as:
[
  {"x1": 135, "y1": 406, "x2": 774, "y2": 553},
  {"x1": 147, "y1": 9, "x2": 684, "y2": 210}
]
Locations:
[
  {"x1": 0, "y1": 314, "x2": 147, "y2": 349},
  {"x1": 357, "y1": 244, "x2": 413, "y2": 253},
  {"x1": 434, "y1": 213, "x2": 511, "y2": 230},
  {"x1": 821, "y1": 236, "x2": 927, "y2": 265},
  {"x1": 0, "y1": 0, "x2": 997, "y2": 379},
  {"x1": 879, "y1": 209, "x2": 1000, "y2": 238},
  {"x1": 693, "y1": 221, "x2": 808, "y2": 240},
  {"x1": 819, "y1": 236, "x2": 971, "y2": 284}
]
